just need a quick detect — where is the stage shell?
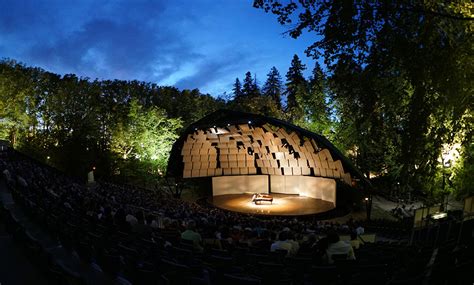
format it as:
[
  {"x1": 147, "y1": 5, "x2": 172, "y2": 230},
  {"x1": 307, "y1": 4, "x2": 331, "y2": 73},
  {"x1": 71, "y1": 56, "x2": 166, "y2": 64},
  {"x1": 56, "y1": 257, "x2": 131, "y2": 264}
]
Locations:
[{"x1": 167, "y1": 109, "x2": 371, "y2": 215}]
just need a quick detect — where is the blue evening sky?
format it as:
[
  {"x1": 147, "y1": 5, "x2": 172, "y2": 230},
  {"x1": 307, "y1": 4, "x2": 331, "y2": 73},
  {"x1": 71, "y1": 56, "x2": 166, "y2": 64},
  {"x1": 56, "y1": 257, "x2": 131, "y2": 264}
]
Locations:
[{"x1": 0, "y1": 0, "x2": 319, "y2": 96}]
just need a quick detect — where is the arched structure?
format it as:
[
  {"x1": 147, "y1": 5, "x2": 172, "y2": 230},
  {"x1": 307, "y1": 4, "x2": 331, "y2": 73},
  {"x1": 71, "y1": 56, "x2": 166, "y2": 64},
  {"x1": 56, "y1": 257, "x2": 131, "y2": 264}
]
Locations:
[{"x1": 167, "y1": 110, "x2": 370, "y2": 215}]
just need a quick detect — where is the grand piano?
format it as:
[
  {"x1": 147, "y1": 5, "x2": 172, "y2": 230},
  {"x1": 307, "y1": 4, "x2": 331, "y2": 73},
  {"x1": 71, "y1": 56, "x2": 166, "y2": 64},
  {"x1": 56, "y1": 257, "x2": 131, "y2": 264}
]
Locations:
[{"x1": 252, "y1": 193, "x2": 273, "y2": 204}]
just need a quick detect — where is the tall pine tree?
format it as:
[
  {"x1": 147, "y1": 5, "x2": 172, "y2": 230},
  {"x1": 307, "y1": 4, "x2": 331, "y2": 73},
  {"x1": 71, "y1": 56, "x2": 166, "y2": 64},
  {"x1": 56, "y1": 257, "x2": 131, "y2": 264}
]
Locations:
[
  {"x1": 285, "y1": 54, "x2": 307, "y2": 122},
  {"x1": 232, "y1": 78, "x2": 243, "y2": 100},
  {"x1": 262, "y1": 66, "x2": 283, "y2": 110}
]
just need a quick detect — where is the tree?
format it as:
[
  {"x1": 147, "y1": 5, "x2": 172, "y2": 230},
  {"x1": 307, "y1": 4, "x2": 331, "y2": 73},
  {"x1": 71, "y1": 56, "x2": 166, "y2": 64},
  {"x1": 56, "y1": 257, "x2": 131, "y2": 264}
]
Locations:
[
  {"x1": 110, "y1": 99, "x2": 182, "y2": 178},
  {"x1": 242, "y1": 71, "x2": 260, "y2": 98},
  {"x1": 232, "y1": 78, "x2": 243, "y2": 100},
  {"x1": 262, "y1": 66, "x2": 283, "y2": 110},
  {"x1": 285, "y1": 54, "x2": 307, "y2": 122},
  {"x1": 296, "y1": 62, "x2": 332, "y2": 138},
  {"x1": 254, "y1": 1, "x2": 473, "y2": 198},
  {"x1": 0, "y1": 60, "x2": 35, "y2": 146}
]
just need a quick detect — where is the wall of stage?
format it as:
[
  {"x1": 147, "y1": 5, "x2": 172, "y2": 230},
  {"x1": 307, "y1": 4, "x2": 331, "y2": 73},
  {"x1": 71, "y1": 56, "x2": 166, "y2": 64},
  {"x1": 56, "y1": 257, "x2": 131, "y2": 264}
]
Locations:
[
  {"x1": 212, "y1": 175, "x2": 269, "y2": 196},
  {"x1": 270, "y1": 176, "x2": 336, "y2": 206},
  {"x1": 211, "y1": 175, "x2": 336, "y2": 206}
]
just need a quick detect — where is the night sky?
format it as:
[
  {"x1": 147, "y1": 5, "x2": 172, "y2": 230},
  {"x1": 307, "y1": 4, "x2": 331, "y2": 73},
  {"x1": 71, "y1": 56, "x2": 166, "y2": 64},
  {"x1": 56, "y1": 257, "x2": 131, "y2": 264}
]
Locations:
[{"x1": 0, "y1": 0, "x2": 318, "y2": 96}]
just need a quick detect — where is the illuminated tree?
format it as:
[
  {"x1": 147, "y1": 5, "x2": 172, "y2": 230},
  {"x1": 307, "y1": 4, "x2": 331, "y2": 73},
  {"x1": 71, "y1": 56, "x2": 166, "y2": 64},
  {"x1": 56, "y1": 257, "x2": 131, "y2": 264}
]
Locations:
[{"x1": 110, "y1": 99, "x2": 182, "y2": 176}]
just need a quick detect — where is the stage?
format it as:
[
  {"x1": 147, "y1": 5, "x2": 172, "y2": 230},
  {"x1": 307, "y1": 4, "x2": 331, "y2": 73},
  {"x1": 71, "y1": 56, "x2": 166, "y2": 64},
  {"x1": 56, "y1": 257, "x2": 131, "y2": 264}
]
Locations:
[{"x1": 209, "y1": 193, "x2": 335, "y2": 216}]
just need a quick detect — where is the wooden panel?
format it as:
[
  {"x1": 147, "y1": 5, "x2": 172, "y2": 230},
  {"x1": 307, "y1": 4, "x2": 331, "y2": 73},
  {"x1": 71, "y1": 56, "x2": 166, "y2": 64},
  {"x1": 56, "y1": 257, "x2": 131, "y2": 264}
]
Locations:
[
  {"x1": 327, "y1": 160, "x2": 336, "y2": 169},
  {"x1": 227, "y1": 125, "x2": 239, "y2": 133},
  {"x1": 184, "y1": 162, "x2": 192, "y2": 170},
  {"x1": 333, "y1": 169, "x2": 341, "y2": 178},
  {"x1": 288, "y1": 159, "x2": 298, "y2": 167},
  {"x1": 200, "y1": 162, "x2": 209, "y2": 169},
  {"x1": 229, "y1": 161, "x2": 238, "y2": 168},
  {"x1": 209, "y1": 148, "x2": 217, "y2": 155},
  {"x1": 320, "y1": 168, "x2": 327, "y2": 177},
  {"x1": 261, "y1": 167, "x2": 269, "y2": 174},
  {"x1": 228, "y1": 148, "x2": 239, "y2": 155},
  {"x1": 334, "y1": 160, "x2": 344, "y2": 172},
  {"x1": 240, "y1": 168, "x2": 249, "y2": 175},
  {"x1": 228, "y1": 154, "x2": 237, "y2": 161},
  {"x1": 214, "y1": 168, "x2": 223, "y2": 176},
  {"x1": 283, "y1": 167, "x2": 292, "y2": 175},
  {"x1": 270, "y1": 160, "x2": 279, "y2": 168},
  {"x1": 292, "y1": 167, "x2": 301, "y2": 175},
  {"x1": 314, "y1": 167, "x2": 321, "y2": 176},
  {"x1": 326, "y1": 169, "x2": 334, "y2": 178},
  {"x1": 191, "y1": 169, "x2": 200, "y2": 177},
  {"x1": 220, "y1": 161, "x2": 229, "y2": 168},
  {"x1": 231, "y1": 168, "x2": 240, "y2": 175},
  {"x1": 301, "y1": 167, "x2": 311, "y2": 175},
  {"x1": 236, "y1": 154, "x2": 246, "y2": 161},
  {"x1": 219, "y1": 136, "x2": 230, "y2": 142},
  {"x1": 308, "y1": 159, "x2": 316, "y2": 167},
  {"x1": 248, "y1": 167, "x2": 257, "y2": 174},
  {"x1": 262, "y1": 160, "x2": 270, "y2": 167},
  {"x1": 223, "y1": 168, "x2": 232, "y2": 175},
  {"x1": 209, "y1": 161, "x2": 217, "y2": 169},
  {"x1": 279, "y1": 159, "x2": 289, "y2": 168},
  {"x1": 192, "y1": 162, "x2": 201, "y2": 169},
  {"x1": 183, "y1": 155, "x2": 192, "y2": 162},
  {"x1": 320, "y1": 158, "x2": 329, "y2": 169},
  {"x1": 181, "y1": 148, "x2": 191, "y2": 155},
  {"x1": 256, "y1": 160, "x2": 264, "y2": 168},
  {"x1": 183, "y1": 170, "x2": 191, "y2": 178},
  {"x1": 199, "y1": 169, "x2": 207, "y2": 177}
]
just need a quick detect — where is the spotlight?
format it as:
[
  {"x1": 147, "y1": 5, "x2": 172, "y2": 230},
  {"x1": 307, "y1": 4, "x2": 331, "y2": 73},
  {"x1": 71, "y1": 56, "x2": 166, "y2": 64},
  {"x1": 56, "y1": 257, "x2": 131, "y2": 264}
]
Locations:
[
  {"x1": 248, "y1": 120, "x2": 252, "y2": 124},
  {"x1": 46, "y1": 156, "x2": 50, "y2": 160},
  {"x1": 364, "y1": 197, "x2": 369, "y2": 201},
  {"x1": 92, "y1": 166, "x2": 96, "y2": 170}
]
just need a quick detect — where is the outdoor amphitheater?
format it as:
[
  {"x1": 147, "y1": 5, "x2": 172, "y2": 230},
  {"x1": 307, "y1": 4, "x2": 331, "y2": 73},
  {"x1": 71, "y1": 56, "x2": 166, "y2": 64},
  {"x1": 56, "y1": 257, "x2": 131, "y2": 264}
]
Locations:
[{"x1": 0, "y1": 110, "x2": 472, "y2": 285}]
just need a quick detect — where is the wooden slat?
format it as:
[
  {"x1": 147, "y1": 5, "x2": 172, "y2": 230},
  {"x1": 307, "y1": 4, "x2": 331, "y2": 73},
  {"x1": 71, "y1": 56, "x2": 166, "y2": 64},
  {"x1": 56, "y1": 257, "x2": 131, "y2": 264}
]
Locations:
[{"x1": 183, "y1": 170, "x2": 191, "y2": 178}]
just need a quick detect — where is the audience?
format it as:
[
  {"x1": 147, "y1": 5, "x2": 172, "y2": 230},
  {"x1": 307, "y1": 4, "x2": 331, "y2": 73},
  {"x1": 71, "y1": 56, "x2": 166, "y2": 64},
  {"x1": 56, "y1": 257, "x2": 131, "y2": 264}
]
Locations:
[
  {"x1": 325, "y1": 231, "x2": 356, "y2": 264},
  {"x1": 181, "y1": 220, "x2": 203, "y2": 252}
]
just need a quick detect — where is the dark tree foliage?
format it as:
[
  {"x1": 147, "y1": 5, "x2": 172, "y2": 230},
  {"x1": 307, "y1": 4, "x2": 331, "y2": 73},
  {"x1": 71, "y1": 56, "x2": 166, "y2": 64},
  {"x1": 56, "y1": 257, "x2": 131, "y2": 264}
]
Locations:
[
  {"x1": 0, "y1": 60, "x2": 223, "y2": 180},
  {"x1": 285, "y1": 54, "x2": 307, "y2": 122},
  {"x1": 232, "y1": 78, "x2": 243, "y2": 100},
  {"x1": 254, "y1": 0, "x2": 473, "y2": 198},
  {"x1": 262, "y1": 66, "x2": 283, "y2": 110}
]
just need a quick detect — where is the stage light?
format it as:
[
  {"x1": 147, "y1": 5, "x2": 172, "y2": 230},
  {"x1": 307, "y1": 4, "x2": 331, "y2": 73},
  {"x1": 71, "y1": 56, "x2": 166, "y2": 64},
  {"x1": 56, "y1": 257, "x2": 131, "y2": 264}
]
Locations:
[
  {"x1": 92, "y1": 166, "x2": 96, "y2": 170},
  {"x1": 46, "y1": 156, "x2": 50, "y2": 160},
  {"x1": 364, "y1": 197, "x2": 369, "y2": 201},
  {"x1": 248, "y1": 120, "x2": 252, "y2": 124}
]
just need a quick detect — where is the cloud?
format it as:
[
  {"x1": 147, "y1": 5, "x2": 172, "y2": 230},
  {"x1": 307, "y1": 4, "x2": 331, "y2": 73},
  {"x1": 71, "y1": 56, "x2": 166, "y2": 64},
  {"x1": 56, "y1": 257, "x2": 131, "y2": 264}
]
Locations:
[{"x1": 1, "y1": 0, "x2": 203, "y2": 82}]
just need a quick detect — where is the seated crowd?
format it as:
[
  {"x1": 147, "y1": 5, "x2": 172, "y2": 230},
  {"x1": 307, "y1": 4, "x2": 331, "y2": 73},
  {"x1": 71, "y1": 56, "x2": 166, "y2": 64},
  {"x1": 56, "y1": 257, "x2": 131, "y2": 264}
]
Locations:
[{"x1": 1, "y1": 150, "x2": 472, "y2": 284}]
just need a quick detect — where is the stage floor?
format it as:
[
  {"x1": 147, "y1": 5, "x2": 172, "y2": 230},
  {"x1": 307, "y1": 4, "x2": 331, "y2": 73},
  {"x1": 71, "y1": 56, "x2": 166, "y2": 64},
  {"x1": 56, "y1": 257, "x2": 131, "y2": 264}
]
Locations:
[{"x1": 209, "y1": 193, "x2": 335, "y2": 216}]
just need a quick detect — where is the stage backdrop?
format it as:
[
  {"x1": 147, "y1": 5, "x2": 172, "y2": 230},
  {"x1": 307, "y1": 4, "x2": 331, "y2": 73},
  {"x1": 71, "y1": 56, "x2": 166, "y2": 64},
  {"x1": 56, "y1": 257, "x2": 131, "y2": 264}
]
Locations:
[
  {"x1": 212, "y1": 175, "x2": 268, "y2": 196},
  {"x1": 271, "y1": 176, "x2": 336, "y2": 206},
  {"x1": 212, "y1": 175, "x2": 336, "y2": 206}
]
